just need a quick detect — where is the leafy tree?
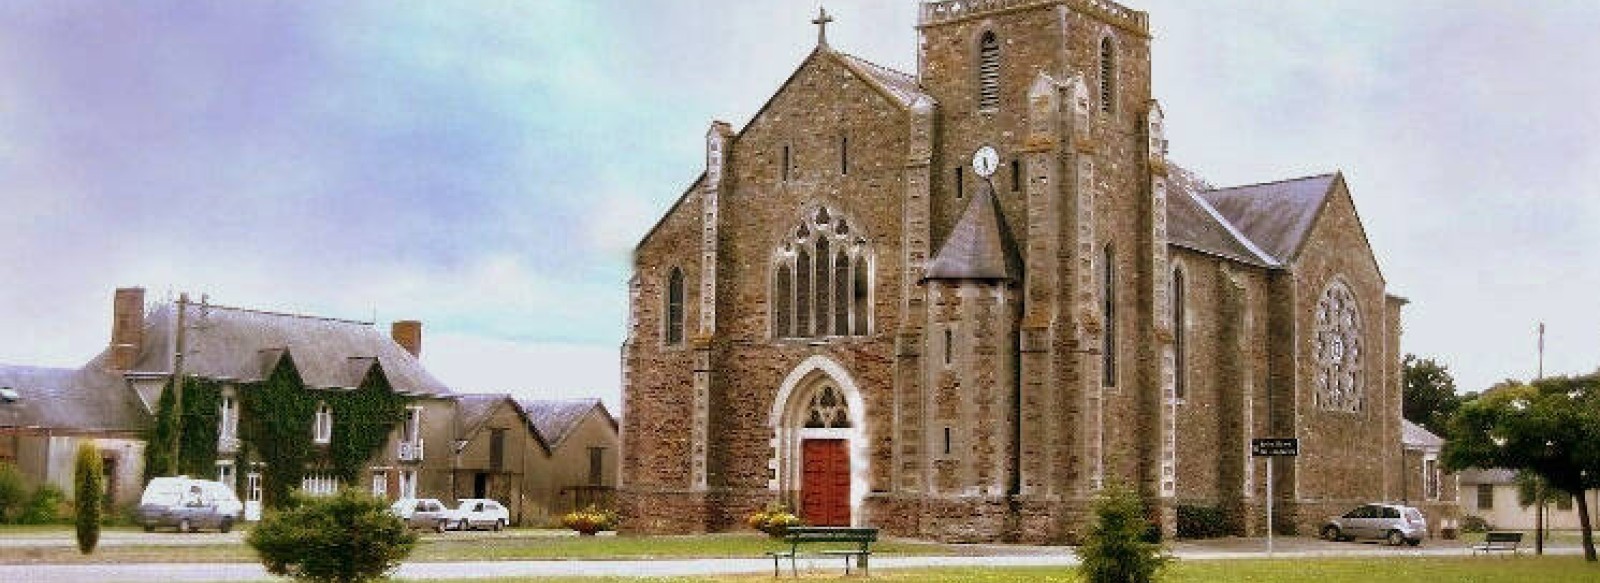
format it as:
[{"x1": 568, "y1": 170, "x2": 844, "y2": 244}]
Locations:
[
  {"x1": 1402, "y1": 354, "x2": 1461, "y2": 434},
  {"x1": 0, "y1": 462, "x2": 26, "y2": 524},
  {"x1": 247, "y1": 489, "x2": 417, "y2": 582},
  {"x1": 74, "y1": 443, "x2": 104, "y2": 554},
  {"x1": 1443, "y1": 373, "x2": 1600, "y2": 561},
  {"x1": 144, "y1": 380, "x2": 178, "y2": 483},
  {"x1": 1076, "y1": 482, "x2": 1170, "y2": 583}
]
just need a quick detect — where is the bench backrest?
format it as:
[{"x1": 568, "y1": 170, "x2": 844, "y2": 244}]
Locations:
[
  {"x1": 1484, "y1": 532, "x2": 1523, "y2": 543},
  {"x1": 784, "y1": 527, "x2": 878, "y2": 544}
]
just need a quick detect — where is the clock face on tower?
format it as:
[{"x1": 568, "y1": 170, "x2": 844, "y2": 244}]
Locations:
[{"x1": 972, "y1": 145, "x2": 999, "y2": 178}]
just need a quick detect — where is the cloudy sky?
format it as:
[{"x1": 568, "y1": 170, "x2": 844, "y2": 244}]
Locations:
[{"x1": 2, "y1": 1, "x2": 1596, "y2": 410}]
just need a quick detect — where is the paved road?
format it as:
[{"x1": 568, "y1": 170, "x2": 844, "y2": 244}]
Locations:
[{"x1": 0, "y1": 537, "x2": 1584, "y2": 582}]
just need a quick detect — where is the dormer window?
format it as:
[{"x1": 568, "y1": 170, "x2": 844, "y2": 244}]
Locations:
[
  {"x1": 977, "y1": 31, "x2": 1000, "y2": 111},
  {"x1": 313, "y1": 401, "x2": 333, "y2": 444}
]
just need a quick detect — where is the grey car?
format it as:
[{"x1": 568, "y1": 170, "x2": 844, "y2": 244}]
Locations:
[
  {"x1": 390, "y1": 498, "x2": 452, "y2": 532},
  {"x1": 1321, "y1": 503, "x2": 1426, "y2": 546}
]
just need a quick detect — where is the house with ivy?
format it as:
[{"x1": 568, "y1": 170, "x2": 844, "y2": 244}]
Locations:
[{"x1": 117, "y1": 288, "x2": 459, "y2": 513}]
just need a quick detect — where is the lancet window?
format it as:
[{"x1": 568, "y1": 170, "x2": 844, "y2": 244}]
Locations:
[{"x1": 772, "y1": 206, "x2": 872, "y2": 339}]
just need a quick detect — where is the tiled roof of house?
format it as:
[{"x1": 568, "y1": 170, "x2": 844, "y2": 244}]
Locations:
[
  {"x1": 925, "y1": 179, "x2": 1021, "y2": 282},
  {"x1": 1197, "y1": 173, "x2": 1338, "y2": 264},
  {"x1": 515, "y1": 398, "x2": 614, "y2": 448},
  {"x1": 0, "y1": 361, "x2": 149, "y2": 432},
  {"x1": 455, "y1": 393, "x2": 508, "y2": 438},
  {"x1": 130, "y1": 302, "x2": 452, "y2": 396}
]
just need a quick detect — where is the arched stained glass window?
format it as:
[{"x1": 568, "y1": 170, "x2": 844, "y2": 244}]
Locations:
[
  {"x1": 803, "y1": 385, "x2": 851, "y2": 429},
  {"x1": 796, "y1": 248, "x2": 812, "y2": 337},
  {"x1": 852, "y1": 256, "x2": 869, "y2": 335},
  {"x1": 771, "y1": 207, "x2": 873, "y2": 340},
  {"x1": 815, "y1": 237, "x2": 831, "y2": 336},
  {"x1": 833, "y1": 251, "x2": 849, "y2": 335},
  {"x1": 775, "y1": 264, "x2": 793, "y2": 337}
]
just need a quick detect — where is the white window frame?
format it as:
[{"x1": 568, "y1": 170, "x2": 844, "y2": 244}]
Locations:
[
  {"x1": 404, "y1": 406, "x2": 422, "y2": 444},
  {"x1": 246, "y1": 472, "x2": 263, "y2": 502},
  {"x1": 398, "y1": 469, "x2": 417, "y2": 499},
  {"x1": 313, "y1": 401, "x2": 333, "y2": 444},
  {"x1": 216, "y1": 459, "x2": 235, "y2": 487},
  {"x1": 300, "y1": 473, "x2": 338, "y2": 497},
  {"x1": 218, "y1": 394, "x2": 240, "y2": 448},
  {"x1": 371, "y1": 471, "x2": 388, "y2": 498}
]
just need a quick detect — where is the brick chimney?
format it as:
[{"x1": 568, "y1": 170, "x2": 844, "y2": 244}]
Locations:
[
  {"x1": 109, "y1": 287, "x2": 146, "y2": 372},
  {"x1": 391, "y1": 320, "x2": 422, "y2": 358}
]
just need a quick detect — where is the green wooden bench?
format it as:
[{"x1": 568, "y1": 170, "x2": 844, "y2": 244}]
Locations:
[
  {"x1": 1472, "y1": 531, "x2": 1523, "y2": 555},
  {"x1": 764, "y1": 526, "x2": 879, "y2": 577}
]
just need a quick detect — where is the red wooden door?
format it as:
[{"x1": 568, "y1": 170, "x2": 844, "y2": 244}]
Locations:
[{"x1": 801, "y1": 439, "x2": 850, "y2": 526}]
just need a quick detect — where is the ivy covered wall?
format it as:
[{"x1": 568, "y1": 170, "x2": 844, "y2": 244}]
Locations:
[{"x1": 143, "y1": 353, "x2": 409, "y2": 509}]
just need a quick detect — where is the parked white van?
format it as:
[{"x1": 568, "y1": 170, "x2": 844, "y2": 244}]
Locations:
[{"x1": 137, "y1": 476, "x2": 244, "y2": 533}]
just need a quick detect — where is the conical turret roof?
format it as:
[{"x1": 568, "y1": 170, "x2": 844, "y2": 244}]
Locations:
[{"x1": 924, "y1": 178, "x2": 1021, "y2": 282}]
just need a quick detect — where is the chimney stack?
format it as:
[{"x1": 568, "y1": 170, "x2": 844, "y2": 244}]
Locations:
[
  {"x1": 391, "y1": 320, "x2": 422, "y2": 358},
  {"x1": 109, "y1": 287, "x2": 146, "y2": 372}
]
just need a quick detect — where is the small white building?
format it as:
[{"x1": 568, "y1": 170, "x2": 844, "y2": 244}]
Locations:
[{"x1": 1458, "y1": 467, "x2": 1600, "y2": 530}]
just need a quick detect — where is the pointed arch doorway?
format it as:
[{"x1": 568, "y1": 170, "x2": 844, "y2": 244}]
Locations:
[{"x1": 769, "y1": 356, "x2": 868, "y2": 527}]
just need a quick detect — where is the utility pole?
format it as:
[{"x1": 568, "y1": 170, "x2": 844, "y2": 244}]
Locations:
[
  {"x1": 170, "y1": 293, "x2": 189, "y2": 470},
  {"x1": 1536, "y1": 322, "x2": 1546, "y2": 555}
]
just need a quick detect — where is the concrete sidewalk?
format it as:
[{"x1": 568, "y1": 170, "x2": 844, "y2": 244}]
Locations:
[{"x1": 0, "y1": 537, "x2": 1583, "y2": 582}]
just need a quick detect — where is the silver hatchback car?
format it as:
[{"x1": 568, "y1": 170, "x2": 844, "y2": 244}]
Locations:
[{"x1": 1321, "y1": 503, "x2": 1426, "y2": 546}]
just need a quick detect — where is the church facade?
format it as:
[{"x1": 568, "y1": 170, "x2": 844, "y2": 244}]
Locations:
[{"x1": 620, "y1": 0, "x2": 1410, "y2": 543}]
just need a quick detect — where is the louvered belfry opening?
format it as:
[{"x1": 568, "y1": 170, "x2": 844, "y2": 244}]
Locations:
[
  {"x1": 978, "y1": 31, "x2": 1000, "y2": 111},
  {"x1": 1099, "y1": 36, "x2": 1115, "y2": 113}
]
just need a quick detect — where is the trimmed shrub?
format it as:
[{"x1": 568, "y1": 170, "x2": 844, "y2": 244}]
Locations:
[
  {"x1": 0, "y1": 462, "x2": 26, "y2": 524},
  {"x1": 18, "y1": 483, "x2": 66, "y2": 524},
  {"x1": 1076, "y1": 483, "x2": 1170, "y2": 583},
  {"x1": 1175, "y1": 504, "x2": 1232, "y2": 539},
  {"x1": 74, "y1": 443, "x2": 104, "y2": 554},
  {"x1": 1460, "y1": 515, "x2": 1493, "y2": 533},
  {"x1": 247, "y1": 489, "x2": 417, "y2": 582}
]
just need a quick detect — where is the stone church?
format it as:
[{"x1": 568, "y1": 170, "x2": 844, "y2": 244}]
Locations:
[{"x1": 621, "y1": 0, "x2": 1411, "y2": 543}]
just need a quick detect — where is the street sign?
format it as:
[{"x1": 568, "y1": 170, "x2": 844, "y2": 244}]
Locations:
[{"x1": 1251, "y1": 437, "x2": 1299, "y2": 457}]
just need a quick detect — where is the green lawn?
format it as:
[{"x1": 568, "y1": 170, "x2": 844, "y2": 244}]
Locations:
[{"x1": 418, "y1": 557, "x2": 1599, "y2": 583}]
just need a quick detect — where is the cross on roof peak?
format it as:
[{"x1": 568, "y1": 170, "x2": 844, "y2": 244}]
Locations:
[{"x1": 812, "y1": 7, "x2": 834, "y2": 48}]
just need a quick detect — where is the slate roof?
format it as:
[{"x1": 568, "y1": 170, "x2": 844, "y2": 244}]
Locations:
[
  {"x1": 1457, "y1": 468, "x2": 1517, "y2": 485},
  {"x1": 515, "y1": 398, "x2": 615, "y2": 449},
  {"x1": 455, "y1": 393, "x2": 508, "y2": 438},
  {"x1": 1197, "y1": 173, "x2": 1339, "y2": 264},
  {"x1": 0, "y1": 359, "x2": 149, "y2": 432},
  {"x1": 130, "y1": 302, "x2": 452, "y2": 396},
  {"x1": 833, "y1": 52, "x2": 933, "y2": 109},
  {"x1": 1401, "y1": 419, "x2": 1445, "y2": 449},
  {"x1": 925, "y1": 179, "x2": 1022, "y2": 281},
  {"x1": 1167, "y1": 182, "x2": 1279, "y2": 268}
]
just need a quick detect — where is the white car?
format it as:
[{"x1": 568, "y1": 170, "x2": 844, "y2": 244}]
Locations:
[
  {"x1": 448, "y1": 498, "x2": 509, "y2": 531},
  {"x1": 137, "y1": 476, "x2": 244, "y2": 533}
]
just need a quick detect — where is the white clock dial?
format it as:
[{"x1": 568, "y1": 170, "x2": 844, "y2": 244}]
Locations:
[{"x1": 972, "y1": 145, "x2": 999, "y2": 178}]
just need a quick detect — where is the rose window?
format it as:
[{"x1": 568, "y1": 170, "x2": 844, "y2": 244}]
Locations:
[{"x1": 1313, "y1": 281, "x2": 1363, "y2": 413}]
